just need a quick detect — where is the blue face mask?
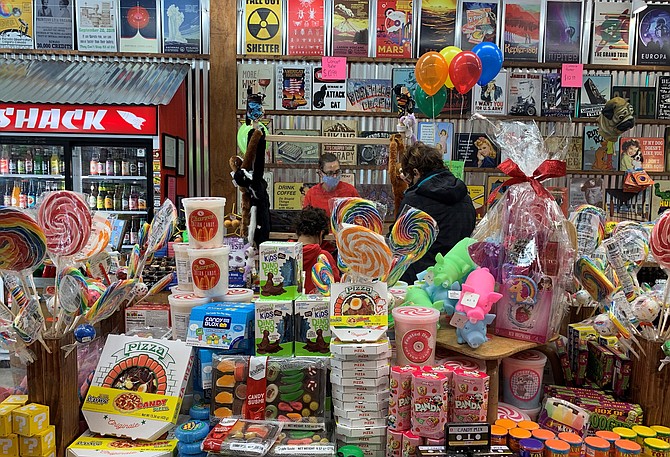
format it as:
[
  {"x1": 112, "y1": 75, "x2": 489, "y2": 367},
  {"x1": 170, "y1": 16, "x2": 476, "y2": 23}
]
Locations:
[{"x1": 322, "y1": 175, "x2": 340, "y2": 190}]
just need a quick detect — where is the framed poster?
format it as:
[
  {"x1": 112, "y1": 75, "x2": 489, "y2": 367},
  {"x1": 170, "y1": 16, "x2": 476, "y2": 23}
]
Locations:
[
  {"x1": 635, "y1": 5, "x2": 670, "y2": 66},
  {"x1": 177, "y1": 138, "x2": 185, "y2": 176},
  {"x1": 457, "y1": 1, "x2": 499, "y2": 52},
  {"x1": 243, "y1": 0, "x2": 281, "y2": 54},
  {"x1": 375, "y1": 0, "x2": 412, "y2": 58},
  {"x1": 502, "y1": 0, "x2": 542, "y2": 62},
  {"x1": 76, "y1": 0, "x2": 118, "y2": 51},
  {"x1": 332, "y1": 0, "x2": 369, "y2": 57},
  {"x1": 418, "y1": 0, "x2": 457, "y2": 54},
  {"x1": 591, "y1": 1, "x2": 631, "y2": 65},
  {"x1": 34, "y1": 0, "x2": 74, "y2": 50},
  {"x1": 286, "y1": 0, "x2": 324, "y2": 56},
  {"x1": 0, "y1": 0, "x2": 34, "y2": 49},
  {"x1": 543, "y1": 0, "x2": 581, "y2": 63},
  {"x1": 120, "y1": 0, "x2": 159, "y2": 53},
  {"x1": 162, "y1": 0, "x2": 201, "y2": 53},
  {"x1": 163, "y1": 134, "x2": 177, "y2": 169}
]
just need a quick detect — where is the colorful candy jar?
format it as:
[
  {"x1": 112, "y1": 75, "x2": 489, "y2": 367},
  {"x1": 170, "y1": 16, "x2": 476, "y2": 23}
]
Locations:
[
  {"x1": 633, "y1": 427, "x2": 657, "y2": 447},
  {"x1": 509, "y1": 428, "x2": 533, "y2": 454},
  {"x1": 533, "y1": 429, "x2": 556, "y2": 444},
  {"x1": 615, "y1": 439, "x2": 642, "y2": 457},
  {"x1": 614, "y1": 429, "x2": 639, "y2": 443},
  {"x1": 496, "y1": 418, "x2": 518, "y2": 431},
  {"x1": 545, "y1": 439, "x2": 571, "y2": 457},
  {"x1": 492, "y1": 425, "x2": 508, "y2": 446},
  {"x1": 644, "y1": 438, "x2": 670, "y2": 457},
  {"x1": 597, "y1": 431, "x2": 621, "y2": 457},
  {"x1": 519, "y1": 421, "x2": 540, "y2": 431},
  {"x1": 585, "y1": 437, "x2": 611, "y2": 457},
  {"x1": 521, "y1": 438, "x2": 545, "y2": 457},
  {"x1": 651, "y1": 427, "x2": 670, "y2": 444},
  {"x1": 558, "y1": 432, "x2": 584, "y2": 457}
]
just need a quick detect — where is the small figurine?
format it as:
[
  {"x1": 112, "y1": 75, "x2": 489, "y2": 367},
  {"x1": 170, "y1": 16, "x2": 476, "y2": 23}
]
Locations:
[
  {"x1": 246, "y1": 86, "x2": 265, "y2": 122},
  {"x1": 598, "y1": 96, "x2": 635, "y2": 142},
  {"x1": 393, "y1": 84, "x2": 415, "y2": 117},
  {"x1": 455, "y1": 267, "x2": 503, "y2": 323},
  {"x1": 455, "y1": 312, "x2": 496, "y2": 348}
]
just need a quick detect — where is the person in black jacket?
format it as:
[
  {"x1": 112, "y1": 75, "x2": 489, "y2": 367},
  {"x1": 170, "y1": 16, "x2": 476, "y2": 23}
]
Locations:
[{"x1": 395, "y1": 142, "x2": 476, "y2": 283}]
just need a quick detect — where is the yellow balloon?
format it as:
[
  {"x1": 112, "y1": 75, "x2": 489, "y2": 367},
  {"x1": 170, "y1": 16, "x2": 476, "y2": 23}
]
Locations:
[{"x1": 440, "y1": 46, "x2": 461, "y2": 89}]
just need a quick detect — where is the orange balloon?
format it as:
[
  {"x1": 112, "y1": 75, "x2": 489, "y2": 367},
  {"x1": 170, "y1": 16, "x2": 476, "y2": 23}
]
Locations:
[
  {"x1": 439, "y1": 46, "x2": 461, "y2": 89},
  {"x1": 415, "y1": 52, "x2": 449, "y2": 96}
]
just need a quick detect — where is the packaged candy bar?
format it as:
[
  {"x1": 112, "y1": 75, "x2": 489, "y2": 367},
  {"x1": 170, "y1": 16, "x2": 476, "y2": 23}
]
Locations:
[
  {"x1": 202, "y1": 419, "x2": 283, "y2": 456},
  {"x1": 411, "y1": 371, "x2": 449, "y2": 439},
  {"x1": 389, "y1": 366, "x2": 416, "y2": 432},
  {"x1": 388, "y1": 429, "x2": 403, "y2": 457},
  {"x1": 451, "y1": 368, "x2": 490, "y2": 423}
]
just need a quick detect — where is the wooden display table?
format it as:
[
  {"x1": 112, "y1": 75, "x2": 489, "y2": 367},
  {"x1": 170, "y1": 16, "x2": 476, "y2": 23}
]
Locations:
[{"x1": 436, "y1": 328, "x2": 541, "y2": 423}]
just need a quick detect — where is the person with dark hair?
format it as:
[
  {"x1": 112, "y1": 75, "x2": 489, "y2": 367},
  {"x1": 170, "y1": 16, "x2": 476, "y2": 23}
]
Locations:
[
  {"x1": 296, "y1": 206, "x2": 341, "y2": 293},
  {"x1": 302, "y1": 153, "x2": 359, "y2": 214},
  {"x1": 620, "y1": 138, "x2": 643, "y2": 170},
  {"x1": 395, "y1": 142, "x2": 476, "y2": 282}
]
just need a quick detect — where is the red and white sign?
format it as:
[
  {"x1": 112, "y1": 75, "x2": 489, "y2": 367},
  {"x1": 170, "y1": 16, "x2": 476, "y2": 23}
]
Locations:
[{"x1": 0, "y1": 104, "x2": 158, "y2": 135}]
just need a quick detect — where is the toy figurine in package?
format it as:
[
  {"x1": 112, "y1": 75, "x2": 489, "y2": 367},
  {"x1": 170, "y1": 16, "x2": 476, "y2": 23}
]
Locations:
[
  {"x1": 254, "y1": 300, "x2": 294, "y2": 356},
  {"x1": 259, "y1": 242, "x2": 303, "y2": 300},
  {"x1": 469, "y1": 118, "x2": 575, "y2": 344},
  {"x1": 294, "y1": 295, "x2": 331, "y2": 356},
  {"x1": 330, "y1": 282, "x2": 388, "y2": 343}
]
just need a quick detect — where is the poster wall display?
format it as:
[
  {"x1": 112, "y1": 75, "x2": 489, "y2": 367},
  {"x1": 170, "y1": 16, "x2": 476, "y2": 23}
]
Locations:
[
  {"x1": 0, "y1": 0, "x2": 34, "y2": 49},
  {"x1": 286, "y1": 0, "x2": 324, "y2": 56},
  {"x1": 120, "y1": 0, "x2": 159, "y2": 53},
  {"x1": 35, "y1": 0, "x2": 73, "y2": 50},
  {"x1": 162, "y1": 0, "x2": 200, "y2": 53},
  {"x1": 375, "y1": 0, "x2": 412, "y2": 58},
  {"x1": 457, "y1": 1, "x2": 498, "y2": 52},
  {"x1": 244, "y1": 0, "x2": 281, "y2": 54},
  {"x1": 591, "y1": 1, "x2": 632, "y2": 65},
  {"x1": 76, "y1": 0, "x2": 118, "y2": 51}
]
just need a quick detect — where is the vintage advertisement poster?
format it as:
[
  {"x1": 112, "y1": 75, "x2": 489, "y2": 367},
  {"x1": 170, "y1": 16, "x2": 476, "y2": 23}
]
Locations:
[
  {"x1": 244, "y1": 0, "x2": 281, "y2": 54},
  {"x1": 502, "y1": 0, "x2": 541, "y2": 62},
  {"x1": 275, "y1": 64, "x2": 312, "y2": 111},
  {"x1": 417, "y1": 122, "x2": 454, "y2": 161},
  {"x1": 619, "y1": 137, "x2": 665, "y2": 173},
  {"x1": 120, "y1": 0, "x2": 159, "y2": 52},
  {"x1": 591, "y1": 1, "x2": 631, "y2": 65},
  {"x1": 237, "y1": 63, "x2": 275, "y2": 110},
  {"x1": 35, "y1": 0, "x2": 74, "y2": 50},
  {"x1": 0, "y1": 0, "x2": 33, "y2": 48},
  {"x1": 332, "y1": 0, "x2": 369, "y2": 57},
  {"x1": 453, "y1": 133, "x2": 499, "y2": 168},
  {"x1": 287, "y1": 0, "x2": 324, "y2": 55},
  {"x1": 472, "y1": 70, "x2": 507, "y2": 115},
  {"x1": 419, "y1": 0, "x2": 456, "y2": 54},
  {"x1": 163, "y1": 0, "x2": 200, "y2": 53},
  {"x1": 312, "y1": 66, "x2": 347, "y2": 111},
  {"x1": 322, "y1": 119, "x2": 358, "y2": 165},
  {"x1": 358, "y1": 131, "x2": 391, "y2": 166},
  {"x1": 658, "y1": 76, "x2": 670, "y2": 120},
  {"x1": 375, "y1": 0, "x2": 412, "y2": 58},
  {"x1": 578, "y1": 75, "x2": 611, "y2": 118},
  {"x1": 582, "y1": 125, "x2": 619, "y2": 171},
  {"x1": 508, "y1": 72, "x2": 541, "y2": 116},
  {"x1": 76, "y1": 0, "x2": 118, "y2": 51},
  {"x1": 570, "y1": 177, "x2": 605, "y2": 210},
  {"x1": 273, "y1": 182, "x2": 303, "y2": 210},
  {"x1": 635, "y1": 5, "x2": 670, "y2": 65},
  {"x1": 275, "y1": 130, "x2": 320, "y2": 164},
  {"x1": 346, "y1": 79, "x2": 392, "y2": 113},
  {"x1": 458, "y1": 1, "x2": 498, "y2": 52},
  {"x1": 541, "y1": 72, "x2": 577, "y2": 117},
  {"x1": 544, "y1": 1, "x2": 581, "y2": 63}
]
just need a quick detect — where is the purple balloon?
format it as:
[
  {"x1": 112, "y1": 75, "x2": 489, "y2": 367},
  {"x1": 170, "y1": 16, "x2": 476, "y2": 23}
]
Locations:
[{"x1": 473, "y1": 42, "x2": 504, "y2": 87}]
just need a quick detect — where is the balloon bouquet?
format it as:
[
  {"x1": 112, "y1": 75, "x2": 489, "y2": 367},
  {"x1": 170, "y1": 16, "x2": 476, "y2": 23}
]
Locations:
[{"x1": 413, "y1": 43, "x2": 504, "y2": 118}]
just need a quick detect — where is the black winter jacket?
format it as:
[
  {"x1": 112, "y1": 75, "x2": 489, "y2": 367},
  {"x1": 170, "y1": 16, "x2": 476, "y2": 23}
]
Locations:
[{"x1": 396, "y1": 169, "x2": 476, "y2": 283}]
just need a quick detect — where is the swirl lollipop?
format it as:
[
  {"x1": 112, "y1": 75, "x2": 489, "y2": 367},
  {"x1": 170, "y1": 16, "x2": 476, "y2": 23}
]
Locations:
[
  {"x1": 336, "y1": 224, "x2": 392, "y2": 280},
  {"x1": 650, "y1": 211, "x2": 670, "y2": 337},
  {"x1": 311, "y1": 254, "x2": 334, "y2": 296},
  {"x1": 389, "y1": 206, "x2": 438, "y2": 261},
  {"x1": 0, "y1": 207, "x2": 47, "y2": 272},
  {"x1": 146, "y1": 199, "x2": 177, "y2": 254},
  {"x1": 73, "y1": 214, "x2": 112, "y2": 263},
  {"x1": 85, "y1": 279, "x2": 138, "y2": 325},
  {"x1": 383, "y1": 255, "x2": 411, "y2": 288},
  {"x1": 330, "y1": 198, "x2": 384, "y2": 234},
  {"x1": 574, "y1": 256, "x2": 615, "y2": 303},
  {"x1": 38, "y1": 191, "x2": 91, "y2": 258}
]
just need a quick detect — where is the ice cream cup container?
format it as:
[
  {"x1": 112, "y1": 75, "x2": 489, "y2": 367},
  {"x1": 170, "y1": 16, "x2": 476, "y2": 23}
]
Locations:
[
  {"x1": 188, "y1": 246, "x2": 230, "y2": 300},
  {"x1": 168, "y1": 293, "x2": 211, "y2": 340},
  {"x1": 183, "y1": 197, "x2": 226, "y2": 248},
  {"x1": 392, "y1": 306, "x2": 440, "y2": 366}
]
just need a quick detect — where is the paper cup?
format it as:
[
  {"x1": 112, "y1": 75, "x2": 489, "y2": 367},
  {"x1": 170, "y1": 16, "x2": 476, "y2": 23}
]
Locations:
[
  {"x1": 502, "y1": 350, "x2": 547, "y2": 409},
  {"x1": 183, "y1": 197, "x2": 226, "y2": 248},
  {"x1": 173, "y1": 242, "x2": 193, "y2": 290},
  {"x1": 188, "y1": 246, "x2": 230, "y2": 300},
  {"x1": 392, "y1": 306, "x2": 440, "y2": 366},
  {"x1": 168, "y1": 293, "x2": 210, "y2": 340}
]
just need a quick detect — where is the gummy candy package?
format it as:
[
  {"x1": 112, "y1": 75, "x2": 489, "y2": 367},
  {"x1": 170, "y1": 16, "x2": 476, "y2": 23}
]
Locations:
[
  {"x1": 202, "y1": 419, "x2": 283, "y2": 456},
  {"x1": 267, "y1": 428, "x2": 335, "y2": 456},
  {"x1": 469, "y1": 118, "x2": 575, "y2": 343}
]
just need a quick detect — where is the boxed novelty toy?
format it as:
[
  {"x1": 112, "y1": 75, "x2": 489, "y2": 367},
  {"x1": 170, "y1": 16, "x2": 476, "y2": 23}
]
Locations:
[
  {"x1": 254, "y1": 300, "x2": 294, "y2": 356},
  {"x1": 294, "y1": 295, "x2": 331, "y2": 357},
  {"x1": 81, "y1": 335, "x2": 193, "y2": 440},
  {"x1": 67, "y1": 429, "x2": 178, "y2": 457},
  {"x1": 186, "y1": 302, "x2": 254, "y2": 352},
  {"x1": 259, "y1": 242, "x2": 303, "y2": 300}
]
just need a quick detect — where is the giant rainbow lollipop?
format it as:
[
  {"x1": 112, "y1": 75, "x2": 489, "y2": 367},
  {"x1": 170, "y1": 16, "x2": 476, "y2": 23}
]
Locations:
[
  {"x1": 0, "y1": 207, "x2": 47, "y2": 272},
  {"x1": 336, "y1": 224, "x2": 393, "y2": 280},
  {"x1": 37, "y1": 191, "x2": 92, "y2": 258},
  {"x1": 311, "y1": 254, "x2": 334, "y2": 296},
  {"x1": 330, "y1": 197, "x2": 384, "y2": 234},
  {"x1": 389, "y1": 206, "x2": 438, "y2": 260},
  {"x1": 650, "y1": 211, "x2": 670, "y2": 338}
]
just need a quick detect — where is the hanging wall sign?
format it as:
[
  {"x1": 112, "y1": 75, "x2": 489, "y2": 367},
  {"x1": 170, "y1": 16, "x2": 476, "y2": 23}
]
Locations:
[{"x1": 244, "y1": 0, "x2": 282, "y2": 55}]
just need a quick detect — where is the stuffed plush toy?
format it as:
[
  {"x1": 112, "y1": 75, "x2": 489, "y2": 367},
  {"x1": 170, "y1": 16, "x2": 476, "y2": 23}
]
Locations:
[
  {"x1": 230, "y1": 128, "x2": 271, "y2": 246},
  {"x1": 388, "y1": 133, "x2": 408, "y2": 217},
  {"x1": 598, "y1": 96, "x2": 635, "y2": 142}
]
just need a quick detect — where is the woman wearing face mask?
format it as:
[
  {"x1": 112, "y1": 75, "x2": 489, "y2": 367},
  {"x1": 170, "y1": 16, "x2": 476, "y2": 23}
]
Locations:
[
  {"x1": 394, "y1": 142, "x2": 476, "y2": 283},
  {"x1": 302, "y1": 153, "x2": 359, "y2": 214}
]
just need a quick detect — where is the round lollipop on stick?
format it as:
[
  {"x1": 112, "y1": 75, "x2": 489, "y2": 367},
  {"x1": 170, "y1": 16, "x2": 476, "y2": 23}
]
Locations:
[
  {"x1": 650, "y1": 211, "x2": 670, "y2": 338},
  {"x1": 312, "y1": 254, "x2": 334, "y2": 296},
  {"x1": 336, "y1": 224, "x2": 393, "y2": 281}
]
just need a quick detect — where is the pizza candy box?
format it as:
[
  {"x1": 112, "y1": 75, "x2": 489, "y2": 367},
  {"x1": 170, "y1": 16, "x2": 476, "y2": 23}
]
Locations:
[
  {"x1": 211, "y1": 355, "x2": 327, "y2": 429},
  {"x1": 329, "y1": 338, "x2": 391, "y2": 359},
  {"x1": 186, "y1": 302, "x2": 254, "y2": 352},
  {"x1": 330, "y1": 282, "x2": 388, "y2": 342},
  {"x1": 81, "y1": 335, "x2": 194, "y2": 441},
  {"x1": 66, "y1": 429, "x2": 178, "y2": 457},
  {"x1": 202, "y1": 418, "x2": 283, "y2": 457}
]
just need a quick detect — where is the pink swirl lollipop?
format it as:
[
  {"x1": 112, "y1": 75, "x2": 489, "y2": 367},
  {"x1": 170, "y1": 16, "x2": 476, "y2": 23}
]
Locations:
[
  {"x1": 389, "y1": 206, "x2": 438, "y2": 260},
  {"x1": 0, "y1": 207, "x2": 47, "y2": 272},
  {"x1": 651, "y1": 211, "x2": 670, "y2": 270},
  {"x1": 38, "y1": 191, "x2": 91, "y2": 257},
  {"x1": 330, "y1": 197, "x2": 384, "y2": 234},
  {"x1": 336, "y1": 224, "x2": 392, "y2": 280},
  {"x1": 311, "y1": 254, "x2": 334, "y2": 296}
]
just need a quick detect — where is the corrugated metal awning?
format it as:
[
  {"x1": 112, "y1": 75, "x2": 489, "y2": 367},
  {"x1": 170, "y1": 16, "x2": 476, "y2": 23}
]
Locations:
[{"x1": 0, "y1": 58, "x2": 190, "y2": 106}]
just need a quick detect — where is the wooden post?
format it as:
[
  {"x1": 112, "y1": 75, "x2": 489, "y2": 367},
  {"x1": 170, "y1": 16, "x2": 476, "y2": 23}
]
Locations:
[
  {"x1": 486, "y1": 359, "x2": 500, "y2": 424},
  {"x1": 630, "y1": 339, "x2": 670, "y2": 425},
  {"x1": 27, "y1": 333, "x2": 79, "y2": 457}
]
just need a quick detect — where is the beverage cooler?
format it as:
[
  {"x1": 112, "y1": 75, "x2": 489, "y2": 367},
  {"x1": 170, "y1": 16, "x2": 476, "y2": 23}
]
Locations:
[{"x1": 0, "y1": 105, "x2": 158, "y2": 251}]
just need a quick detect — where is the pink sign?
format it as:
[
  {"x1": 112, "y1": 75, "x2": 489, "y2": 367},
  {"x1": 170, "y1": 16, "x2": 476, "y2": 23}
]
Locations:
[
  {"x1": 321, "y1": 57, "x2": 347, "y2": 80},
  {"x1": 561, "y1": 64, "x2": 583, "y2": 88}
]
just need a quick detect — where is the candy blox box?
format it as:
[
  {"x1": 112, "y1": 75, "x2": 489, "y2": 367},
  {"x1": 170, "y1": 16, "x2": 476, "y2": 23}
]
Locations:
[
  {"x1": 294, "y1": 295, "x2": 331, "y2": 357},
  {"x1": 186, "y1": 302, "x2": 254, "y2": 353},
  {"x1": 67, "y1": 429, "x2": 178, "y2": 457},
  {"x1": 254, "y1": 300, "x2": 294, "y2": 357},
  {"x1": 258, "y1": 242, "x2": 303, "y2": 300},
  {"x1": 81, "y1": 335, "x2": 193, "y2": 440}
]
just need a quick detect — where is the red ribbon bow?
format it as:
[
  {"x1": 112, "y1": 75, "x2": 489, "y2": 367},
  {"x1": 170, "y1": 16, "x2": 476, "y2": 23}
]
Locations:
[{"x1": 487, "y1": 158, "x2": 566, "y2": 205}]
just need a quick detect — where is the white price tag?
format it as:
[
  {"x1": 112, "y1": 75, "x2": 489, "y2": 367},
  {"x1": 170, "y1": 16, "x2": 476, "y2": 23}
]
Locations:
[
  {"x1": 450, "y1": 312, "x2": 469, "y2": 329},
  {"x1": 460, "y1": 292, "x2": 479, "y2": 308},
  {"x1": 448, "y1": 290, "x2": 461, "y2": 300}
]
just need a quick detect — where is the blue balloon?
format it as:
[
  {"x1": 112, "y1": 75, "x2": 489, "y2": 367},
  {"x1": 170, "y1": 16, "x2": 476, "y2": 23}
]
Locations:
[
  {"x1": 74, "y1": 324, "x2": 96, "y2": 344},
  {"x1": 473, "y1": 42, "x2": 504, "y2": 86}
]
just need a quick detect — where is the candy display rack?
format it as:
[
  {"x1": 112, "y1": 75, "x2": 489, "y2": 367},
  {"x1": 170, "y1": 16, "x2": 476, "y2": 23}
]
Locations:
[{"x1": 630, "y1": 338, "x2": 670, "y2": 426}]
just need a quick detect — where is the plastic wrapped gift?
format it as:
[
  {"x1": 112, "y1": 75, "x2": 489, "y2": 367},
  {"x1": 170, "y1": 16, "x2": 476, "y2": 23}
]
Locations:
[{"x1": 469, "y1": 118, "x2": 575, "y2": 343}]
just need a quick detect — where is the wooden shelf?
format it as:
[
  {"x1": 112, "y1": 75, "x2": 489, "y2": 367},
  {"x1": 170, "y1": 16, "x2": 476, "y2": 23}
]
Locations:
[
  {"x1": 1, "y1": 48, "x2": 209, "y2": 60},
  {"x1": 436, "y1": 327, "x2": 540, "y2": 361},
  {"x1": 268, "y1": 163, "x2": 384, "y2": 170},
  {"x1": 237, "y1": 54, "x2": 670, "y2": 72}
]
